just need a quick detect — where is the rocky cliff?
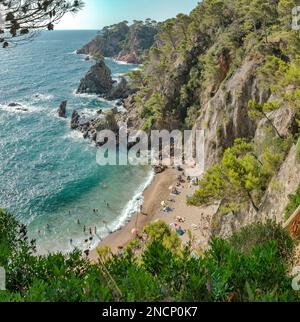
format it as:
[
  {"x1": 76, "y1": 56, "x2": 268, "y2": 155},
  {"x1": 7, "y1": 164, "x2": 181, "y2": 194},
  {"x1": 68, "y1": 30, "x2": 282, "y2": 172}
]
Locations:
[{"x1": 77, "y1": 20, "x2": 160, "y2": 64}]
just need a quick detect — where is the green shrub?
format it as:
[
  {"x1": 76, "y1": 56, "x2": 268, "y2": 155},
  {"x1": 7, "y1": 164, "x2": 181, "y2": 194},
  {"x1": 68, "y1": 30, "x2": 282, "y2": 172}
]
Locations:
[
  {"x1": 285, "y1": 184, "x2": 300, "y2": 219},
  {"x1": 296, "y1": 137, "x2": 300, "y2": 161},
  {"x1": 228, "y1": 220, "x2": 295, "y2": 264},
  {"x1": 0, "y1": 200, "x2": 299, "y2": 302}
]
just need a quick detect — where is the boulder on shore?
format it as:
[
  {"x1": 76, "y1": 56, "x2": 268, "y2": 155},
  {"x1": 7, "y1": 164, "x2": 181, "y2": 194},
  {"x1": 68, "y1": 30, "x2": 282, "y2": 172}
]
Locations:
[
  {"x1": 58, "y1": 100, "x2": 67, "y2": 118},
  {"x1": 77, "y1": 60, "x2": 113, "y2": 95}
]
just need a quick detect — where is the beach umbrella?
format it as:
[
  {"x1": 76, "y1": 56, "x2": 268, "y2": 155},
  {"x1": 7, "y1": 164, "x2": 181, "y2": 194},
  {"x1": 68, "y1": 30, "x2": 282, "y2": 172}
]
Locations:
[
  {"x1": 161, "y1": 201, "x2": 167, "y2": 207},
  {"x1": 131, "y1": 228, "x2": 139, "y2": 236}
]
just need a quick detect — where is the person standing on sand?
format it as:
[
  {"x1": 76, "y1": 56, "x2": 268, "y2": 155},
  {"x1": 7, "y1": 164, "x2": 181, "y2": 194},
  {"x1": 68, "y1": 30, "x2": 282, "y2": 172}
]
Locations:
[
  {"x1": 89, "y1": 227, "x2": 92, "y2": 235},
  {"x1": 140, "y1": 205, "x2": 147, "y2": 216},
  {"x1": 77, "y1": 219, "x2": 80, "y2": 225},
  {"x1": 83, "y1": 226, "x2": 86, "y2": 233}
]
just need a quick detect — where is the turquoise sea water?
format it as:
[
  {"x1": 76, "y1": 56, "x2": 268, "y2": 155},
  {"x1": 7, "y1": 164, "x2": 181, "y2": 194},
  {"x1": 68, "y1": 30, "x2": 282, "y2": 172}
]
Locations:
[{"x1": 0, "y1": 31, "x2": 152, "y2": 254}]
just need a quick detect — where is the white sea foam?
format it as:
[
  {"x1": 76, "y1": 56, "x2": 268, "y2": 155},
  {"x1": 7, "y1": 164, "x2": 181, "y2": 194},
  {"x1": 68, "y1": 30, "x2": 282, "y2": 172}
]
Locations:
[
  {"x1": 114, "y1": 60, "x2": 130, "y2": 65},
  {"x1": 73, "y1": 90, "x2": 102, "y2": 101},
  {"x1": 32, "y1": 93, "x2": 54, "y2": 102},
  {"x1": 33, "y1": 169, "x2": 155, "y2": 255},
  {"x1": 113, "y1": 72, "x2": 126, "y2": 78},
  {"x1": 105, "y1": 170, "x2": 154, "y2": 234},
  {"x1": 32, "y1": 93, "x2": 54, "y2": 101},
  {"x1": 66, "y1": 50, "x2": 77, "y2": 55},
  {"x1": 0, "y1": 102, "x2": 39, "y2": 114},
  {"x1": 73, "y1": 90, "x2": 116, "y2": 107},
  {"x1": 76, "y1": 169, "x2": 155, "y2": 253},
  {"x1": 64, "y1": 131, "x2": 84, "y2": 142}
]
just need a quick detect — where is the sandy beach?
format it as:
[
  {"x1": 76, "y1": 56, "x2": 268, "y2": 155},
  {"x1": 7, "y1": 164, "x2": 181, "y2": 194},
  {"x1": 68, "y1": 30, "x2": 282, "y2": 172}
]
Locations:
[{"x1": 89, "y1": 167, "x2": 218, "y2": 260}]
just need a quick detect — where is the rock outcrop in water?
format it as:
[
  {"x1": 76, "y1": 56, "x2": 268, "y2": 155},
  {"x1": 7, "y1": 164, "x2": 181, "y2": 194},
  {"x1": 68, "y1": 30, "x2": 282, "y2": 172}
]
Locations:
[
  {"x1": 58, "y1": 100, "x2": 67, "y2": 118},
  {"x1": 70, "y1": 108, "x2": 119, "y2": 146},
  {"x1": 77, "y1": 60, "x2": 113, "y2": 96},
  {"x1": 77, "y1": 60, "x2": 133, "y2": 100},
  {"x1": 71, "y1": 110, "x2": 80, "y2": 130},
  {"x1": 8, "y1": 102, "x2": 22, "y2": 107}
]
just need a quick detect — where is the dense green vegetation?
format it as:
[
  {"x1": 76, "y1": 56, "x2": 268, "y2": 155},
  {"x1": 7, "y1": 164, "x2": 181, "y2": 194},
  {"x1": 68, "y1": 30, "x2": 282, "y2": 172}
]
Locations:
[
  {"x1": 0, "y1": 210, "x2": 298, "y2": 302},
  {"x1": 189, "y1": 136, "x2": 290, "y2": 213}
]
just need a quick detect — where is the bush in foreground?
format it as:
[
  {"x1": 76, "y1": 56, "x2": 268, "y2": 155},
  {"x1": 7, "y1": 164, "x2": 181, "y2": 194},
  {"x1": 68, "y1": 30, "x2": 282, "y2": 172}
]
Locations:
[{"x1": 0, "y1": 210, "x2": 298, "y2": 302}]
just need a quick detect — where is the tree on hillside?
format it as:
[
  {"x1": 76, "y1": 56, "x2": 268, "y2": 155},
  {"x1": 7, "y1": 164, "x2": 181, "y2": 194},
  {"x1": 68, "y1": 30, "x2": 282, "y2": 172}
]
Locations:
[
  {"x1": 278, "y1": 0, "x2": 297, "y2": 29},
  {"x1": 240, "y1": 0, "x2": 279, "y2": 43},
  {"x1": 248, "y1": 99, "x2": 283, "y2": 138},
  {"x1": 0, "y1": 0, "x2": 84, "y2": 48},
  {"x1": 189, "y1": 139, "x2": 269, "y2": 213},
  {"x1": 159, "y1": 19, "x2": 177, "y2": 51},
  {"x1": 176, "y1": 13, "x2": 191, "y2": 43}
]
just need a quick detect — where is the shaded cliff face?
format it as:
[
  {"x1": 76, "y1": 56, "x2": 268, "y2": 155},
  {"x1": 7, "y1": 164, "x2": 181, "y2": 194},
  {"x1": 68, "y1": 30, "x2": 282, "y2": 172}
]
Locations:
[
  {"x1": 77, "y1": 21, "x2": 160, "y2": 64},
  {"x1": 194, "y1": 56, "x2": 268, "y2": 168}
]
